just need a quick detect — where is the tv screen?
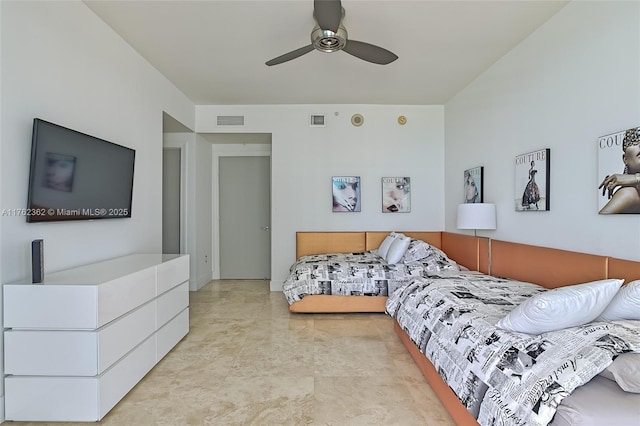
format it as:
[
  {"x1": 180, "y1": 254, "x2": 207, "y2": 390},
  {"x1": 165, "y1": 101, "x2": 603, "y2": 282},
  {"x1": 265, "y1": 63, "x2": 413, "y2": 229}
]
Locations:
[{"x1": 26, "y1": 118, "x2": 135, "y2": 222}]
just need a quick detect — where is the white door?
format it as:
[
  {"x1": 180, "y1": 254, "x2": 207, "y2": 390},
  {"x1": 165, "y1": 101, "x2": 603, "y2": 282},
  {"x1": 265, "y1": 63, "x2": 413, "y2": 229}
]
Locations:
[{"x1": 219, "y1": 156, "x2": 271, "y2": 279}]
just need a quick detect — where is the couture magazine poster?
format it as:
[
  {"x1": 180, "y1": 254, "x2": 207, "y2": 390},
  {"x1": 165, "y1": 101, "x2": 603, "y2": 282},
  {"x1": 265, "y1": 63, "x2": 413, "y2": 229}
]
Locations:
[
  {"x1": 515, "y1": 149, "x2": 549, "y2": 211},
  {"x1": 382, "y1": 177, "x2": 410, "y2": 213},
  {"x1": 332, "y1": 176, "x2": 360, "y2": 212},
  {"x1": 598, "y1": 126, "x2": 640, "y2": 214}
]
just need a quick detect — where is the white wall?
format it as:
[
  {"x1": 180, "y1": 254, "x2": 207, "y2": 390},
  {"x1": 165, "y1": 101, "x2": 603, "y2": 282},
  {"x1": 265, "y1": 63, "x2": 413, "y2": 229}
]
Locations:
[
  {"x1": 162, "y1": 133, "x2": 192, "y2": 288},
  {"x1": 194, "y1": 134, "x2": 213, "y2": 289},
  {"x1": 445, "y1": 0, "x2": 640, "y2": 261},
  {"x1": 196, "y1": 105, "x2": 445, "y2": 290},
  {"x1": 1, "y1": 0, "x2": 195, "y2": 285},
  {"x1": 0, "y1": 2, "x2": 195, "y2": 413}
]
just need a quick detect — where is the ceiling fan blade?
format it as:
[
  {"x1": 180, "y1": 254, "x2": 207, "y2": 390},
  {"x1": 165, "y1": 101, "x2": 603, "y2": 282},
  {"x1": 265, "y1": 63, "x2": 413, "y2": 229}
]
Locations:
[
  {"x1": 265, "y1": 45, "x2": 315, "y2": 66},
  {"x1": 342, "y1": 40, "x2": 398, "y2": 65},
  {"x1": 314, "y1": 0, "x2": 342, "y2": 32}
]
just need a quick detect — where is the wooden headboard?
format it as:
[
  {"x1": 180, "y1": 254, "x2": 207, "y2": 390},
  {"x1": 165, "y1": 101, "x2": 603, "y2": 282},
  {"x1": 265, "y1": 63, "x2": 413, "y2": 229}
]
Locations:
[
  {"x1": 296, "y1": 232, "x2": 366, "y2": 258},
  {"x1": 607, "y1": 257, "x2": 640, "y2": 283},
  {"x1": 491, "y1": 240, "x2": 609, "y2": 289},
  {"x1": 441, "y1": 232, "x2": 490, "y2": 273},
  {"x1": 296, "y1": 231, "x2": 444, "y2": 258}
]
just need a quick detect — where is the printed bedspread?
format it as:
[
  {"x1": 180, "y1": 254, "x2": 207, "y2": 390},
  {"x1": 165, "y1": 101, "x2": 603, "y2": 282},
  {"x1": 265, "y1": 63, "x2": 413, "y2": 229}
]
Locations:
[
  {"x1": 385, "y1": 273, "x2": 640, "y2": 426},
  {"x1": 283, "y1": 251, "x2": 436, "y2": 304}
]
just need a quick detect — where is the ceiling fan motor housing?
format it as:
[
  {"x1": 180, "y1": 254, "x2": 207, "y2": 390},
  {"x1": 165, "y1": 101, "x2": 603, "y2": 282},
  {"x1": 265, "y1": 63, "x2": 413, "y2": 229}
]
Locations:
[{"x1": 311, "y1": 25, "x2": 347, "y2": 52}]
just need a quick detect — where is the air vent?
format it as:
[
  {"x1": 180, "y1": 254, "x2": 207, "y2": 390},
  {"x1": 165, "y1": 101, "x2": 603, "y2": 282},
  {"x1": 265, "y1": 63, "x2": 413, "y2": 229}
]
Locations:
[
  {"x1": 310, "y1": 114, "x2": 325, "y2": 127},
  {"x1": 217, "y1": 115, "x2": 245, "y2": 126}
]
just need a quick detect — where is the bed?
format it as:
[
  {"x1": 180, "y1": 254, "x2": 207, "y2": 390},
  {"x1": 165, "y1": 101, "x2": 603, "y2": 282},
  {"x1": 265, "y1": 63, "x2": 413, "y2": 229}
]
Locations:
[
  {"x1": 284, "y1": 231, "x2": 483, "y2": 313},
  {"x1": 388, "y1": 239, "x2": 640, "y2": 426}
]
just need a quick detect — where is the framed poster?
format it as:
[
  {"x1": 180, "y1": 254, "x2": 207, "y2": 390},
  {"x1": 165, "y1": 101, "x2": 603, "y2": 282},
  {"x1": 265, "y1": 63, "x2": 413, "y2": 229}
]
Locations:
[
  {"x1": 382, "y1": 177, "x2": 410, "y2": 213},
  {"x1": 463, "y1": 167, "x2": 483, "y2": 203},
  {"x1": 332, "y1": 176, "x2": 360, "y2": 212},
  {"x1": 598, "y1": 126, "x2": 640, "y2": 214},
  {"x1": 515, "y1": 149, "x2": 550, "y2": 211}
]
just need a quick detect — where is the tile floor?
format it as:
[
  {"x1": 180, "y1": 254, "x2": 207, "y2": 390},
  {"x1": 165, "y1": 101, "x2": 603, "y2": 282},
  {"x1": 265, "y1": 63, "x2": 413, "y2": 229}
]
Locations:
[{"x1": 12, "y1": 280, "x2": 455, "y2": 426}]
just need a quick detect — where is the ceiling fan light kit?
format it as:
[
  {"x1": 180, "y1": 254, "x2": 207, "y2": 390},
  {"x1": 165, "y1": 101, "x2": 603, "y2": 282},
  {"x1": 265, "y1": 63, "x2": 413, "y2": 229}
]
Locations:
[{"x1": 265, "y1": 0, "x2": 398, "y2": 66}]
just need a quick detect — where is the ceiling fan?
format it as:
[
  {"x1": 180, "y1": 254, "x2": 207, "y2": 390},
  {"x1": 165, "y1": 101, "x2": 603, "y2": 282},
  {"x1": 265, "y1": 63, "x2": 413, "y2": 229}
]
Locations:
[{"x1": 265, "y1": 0, "x2": 398, "y2": 66}]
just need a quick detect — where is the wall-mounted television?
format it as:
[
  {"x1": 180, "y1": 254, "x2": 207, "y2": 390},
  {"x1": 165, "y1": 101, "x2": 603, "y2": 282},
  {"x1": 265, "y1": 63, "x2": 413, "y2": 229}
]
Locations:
[{"x1": 26, "y1": 118, "x2": 135, "y2": 222}]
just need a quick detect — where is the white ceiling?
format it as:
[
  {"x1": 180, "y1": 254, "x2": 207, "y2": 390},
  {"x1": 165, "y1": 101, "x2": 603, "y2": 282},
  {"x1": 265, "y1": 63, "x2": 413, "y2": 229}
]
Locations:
[{"x1": 84, "y1": 0, "x2": 569, "y2": 106}]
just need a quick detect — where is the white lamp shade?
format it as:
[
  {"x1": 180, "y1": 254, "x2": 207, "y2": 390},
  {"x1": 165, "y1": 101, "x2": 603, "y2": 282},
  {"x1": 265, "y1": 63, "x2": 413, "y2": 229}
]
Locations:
[{"x1": 457, "y1": 203, "x2": 496, "y2": 230}]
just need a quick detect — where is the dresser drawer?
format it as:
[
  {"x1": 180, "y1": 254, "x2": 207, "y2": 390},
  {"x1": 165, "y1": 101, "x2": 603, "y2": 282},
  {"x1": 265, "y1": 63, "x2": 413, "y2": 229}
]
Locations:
[
  {"x1": 5, "y1": 301, "x2": 156, "y2": 376},
  {"x1": 4, "y1": 266, "x2": 156, "y2": 330},
  {"x1": 157, "y1": 254, "x2": 190, "y2": 294},
  {"x1": 5, "y1": 336, "x2": 156, "y2": 422},
  {"x1": 156, "y1": 281, "x2": 189, "y2": 328},
  {"x1": 157, "y1": 307, "x2": 189, "y2": 361}
]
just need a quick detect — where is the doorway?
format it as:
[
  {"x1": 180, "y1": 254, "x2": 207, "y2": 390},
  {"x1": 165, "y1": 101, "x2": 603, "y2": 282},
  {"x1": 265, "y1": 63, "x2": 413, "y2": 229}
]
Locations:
[{"x1": 218, "y1": 156, "x2": 271, "y2": 279}]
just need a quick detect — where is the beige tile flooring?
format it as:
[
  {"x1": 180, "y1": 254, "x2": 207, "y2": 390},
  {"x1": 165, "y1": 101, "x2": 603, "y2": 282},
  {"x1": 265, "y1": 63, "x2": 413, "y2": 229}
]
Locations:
[{"x1": 12, "y1": 280, "x2": 455, "y2": 426}]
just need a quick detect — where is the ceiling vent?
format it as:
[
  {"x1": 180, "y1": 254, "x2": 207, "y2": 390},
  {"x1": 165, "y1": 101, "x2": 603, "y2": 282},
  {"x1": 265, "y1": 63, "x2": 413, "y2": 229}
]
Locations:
[
  {"x1": 217, "y1": 115, "x2": 245, "y2": 126},
  {"x1": 310, "y1": 114, "x2": 325, "y2": 127}
]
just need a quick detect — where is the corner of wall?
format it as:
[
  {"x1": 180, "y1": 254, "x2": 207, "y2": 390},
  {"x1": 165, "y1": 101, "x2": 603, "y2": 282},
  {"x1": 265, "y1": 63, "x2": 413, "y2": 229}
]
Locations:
[
  {"x1": 270, "y1": 279, "x2": 283, "y2": 292},
  {"x1": 190, "y1": 273, "x2": 212, "y2": 292}
]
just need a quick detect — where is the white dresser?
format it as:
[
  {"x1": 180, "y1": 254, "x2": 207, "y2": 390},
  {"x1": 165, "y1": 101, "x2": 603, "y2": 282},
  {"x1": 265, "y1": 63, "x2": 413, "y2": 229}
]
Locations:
[{"x1": 3, "y1": 253, "x2": 190, "y2": 422}]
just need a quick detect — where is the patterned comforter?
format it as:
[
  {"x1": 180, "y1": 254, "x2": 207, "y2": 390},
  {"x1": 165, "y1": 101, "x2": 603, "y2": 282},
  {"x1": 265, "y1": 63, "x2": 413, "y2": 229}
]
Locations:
[
  {"x1": 386, "y1": 273, "x2": 640, "y2": 426},
  {"x1": 283, "y1": 250, "x2": 457, "y2": 304}
]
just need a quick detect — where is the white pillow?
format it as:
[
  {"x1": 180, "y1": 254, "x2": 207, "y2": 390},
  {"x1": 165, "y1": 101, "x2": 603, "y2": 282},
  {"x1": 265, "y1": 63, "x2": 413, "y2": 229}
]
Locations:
[
  {"x1": 596, "y1": 280, "x2": 640, "y2": 321},
  {"x1": 598, "y1": 352, "x2": 640, "y2": 393},
  {"x1": 496, "y1": 279, "x2": 624, "y2": 335},
  {"x1": 385, "y1": 236, "x2": 412, "y2": 264},
  {"x1": 377, "y1": 232, "x2": 404, "y2": 259}
]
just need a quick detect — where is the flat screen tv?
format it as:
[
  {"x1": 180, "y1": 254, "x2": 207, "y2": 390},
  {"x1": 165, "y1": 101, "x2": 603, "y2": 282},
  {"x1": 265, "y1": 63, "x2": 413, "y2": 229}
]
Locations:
[{"x1": 26, "y1": 118, "x2": 135, "y2": 222}]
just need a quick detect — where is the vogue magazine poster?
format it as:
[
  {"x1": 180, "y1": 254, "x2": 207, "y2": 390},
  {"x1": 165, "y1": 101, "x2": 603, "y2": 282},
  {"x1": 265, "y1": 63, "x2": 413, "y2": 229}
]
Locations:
[
  {"x1": 463, "y1": 167, "x2": 483, "y2": 203},
  {"x1": 598, "y1": 126, "x2": 640, "y2": 214},
  {"x1": 332, "y1": 176, "x2": 360, "y2": 212},
  {"x1": 382, "y1": 177, "x2": 410, "y2": 213},
  {"x1": 515, "y1": 149, "x2": 549, "y2": 211}
]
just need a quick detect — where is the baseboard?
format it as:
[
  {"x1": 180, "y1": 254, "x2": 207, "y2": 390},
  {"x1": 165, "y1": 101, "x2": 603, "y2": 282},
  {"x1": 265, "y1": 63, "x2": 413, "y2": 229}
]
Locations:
[{"x1": 270, "y1": 279, "x2": 283, "y2": 292}]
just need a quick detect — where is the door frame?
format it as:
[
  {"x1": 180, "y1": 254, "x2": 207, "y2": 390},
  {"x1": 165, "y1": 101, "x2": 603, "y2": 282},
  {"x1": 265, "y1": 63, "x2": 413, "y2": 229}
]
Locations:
[{"x1": 212, "y1": 149, "x2": 271, "y2": 280}]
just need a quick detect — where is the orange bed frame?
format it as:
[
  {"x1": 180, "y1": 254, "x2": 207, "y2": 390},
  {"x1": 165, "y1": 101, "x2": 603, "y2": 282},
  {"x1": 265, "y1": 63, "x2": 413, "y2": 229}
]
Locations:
[{"x1": 289, "y1": 231, "x2": 640, "y2": 425}]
